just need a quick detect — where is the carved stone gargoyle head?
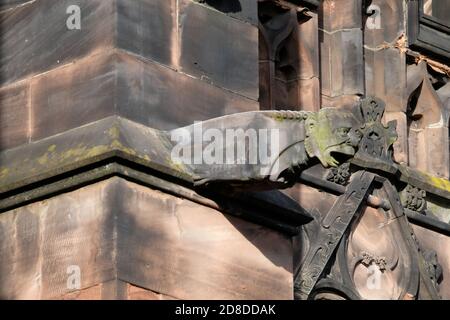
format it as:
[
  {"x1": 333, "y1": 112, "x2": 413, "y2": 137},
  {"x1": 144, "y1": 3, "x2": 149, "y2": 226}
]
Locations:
[
  {"x1": 169, "y1": 96, "x2": 397, "y2": 190},
  {"x1": 304, "y1": 96, "x2": 397, "y2": 169},
  {"x1": 304, "y1": 108, "x2": 361, "y2": 168}
]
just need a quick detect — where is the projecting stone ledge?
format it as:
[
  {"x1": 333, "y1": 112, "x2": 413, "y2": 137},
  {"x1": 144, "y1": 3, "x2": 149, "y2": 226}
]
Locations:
[
  {"x1": 2, "y1": 102, "x2": 449, "y2": 213},
  {"x1": 0, "y1": 115, "x2": 311, "y2": 235}
]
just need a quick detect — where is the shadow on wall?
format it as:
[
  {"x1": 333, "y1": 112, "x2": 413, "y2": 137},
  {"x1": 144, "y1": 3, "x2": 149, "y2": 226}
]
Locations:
[{"x1": 198, "y1": 0, "x2": 242, "y2": 13}]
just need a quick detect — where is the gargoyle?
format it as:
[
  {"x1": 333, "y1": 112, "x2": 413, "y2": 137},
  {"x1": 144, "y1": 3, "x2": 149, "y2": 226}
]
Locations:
[{"x1": 168, "y1": 100, "x2": 373, "y2": 191}]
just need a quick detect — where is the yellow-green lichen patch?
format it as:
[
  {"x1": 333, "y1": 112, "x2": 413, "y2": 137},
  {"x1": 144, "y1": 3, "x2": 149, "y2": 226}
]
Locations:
[
  {"x1": 37, "y1": 144, "x2": 111, "y2": 167},
  {"x1": 108, "y1": 125, "x2": 120, "y2": 140},
  {"x1": 110, "y1": 140, "x2": 137, "y2": 156},
  {"x1": 426, "y1": 174, "x2": 450, "y2": 193},
  {"x1": 37, "y1": 152, "x2": 49, "y2": 166},
  {"x1": 400, "y1": 165, "x2": 450, "y2": 196},
  {"x1": 273, "y1": 113, "x2": 285, "y2": 122},
  {"x1": 167, "y1": 157, "x2": 188, "y2": 174},
  {"x1": 0, "y1": 167, "x2": 9, "y2": 180}
]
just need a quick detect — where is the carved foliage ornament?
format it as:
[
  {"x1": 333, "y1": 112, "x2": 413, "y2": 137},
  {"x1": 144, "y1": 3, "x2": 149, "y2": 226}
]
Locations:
[
  {"x1": 401, "y1": 184, "x2": 427, "y2": 212},
  {"x1": 326, "y1": 163, "x2": 351, "y2": 185}
]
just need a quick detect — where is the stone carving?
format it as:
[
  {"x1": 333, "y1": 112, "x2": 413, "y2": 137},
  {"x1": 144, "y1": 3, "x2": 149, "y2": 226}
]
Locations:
[
  {"x1": 294, "y1": 171, "x2": 375, "y2": 299},
  {"x1": 360, "y1": 251, "x2": 388, "y2": 271},
  {"x1": 178, "y1": 97, "x2": 398, "y2": 192},
  {"x1": 170, "y1": 106, "x2": 362, "y2": 190},
  {"x1": 327, "y1": 178, "x2": 434, "y2": 300},
  {"x1": 168, "y1": 96, "x2": 445, "y2": 300},
  {"x1": 402, "y1": 184, "x2": 427, "y2": 212},
  {"x1": 326, "y1": 163, "x2": 351, "y2": 185},
  {"x1": 304, "y1": 109, "x2": 361, "y2": 168},
  {"x1": 168, "y1": 97, "x2": 402, "y2": 192},
  {"x1": 353, "y1": 97, "x2": 398, "y2": 165}
]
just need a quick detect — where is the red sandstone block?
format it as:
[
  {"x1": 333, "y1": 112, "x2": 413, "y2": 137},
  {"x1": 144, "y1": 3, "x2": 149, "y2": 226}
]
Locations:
[
  {"x1": 0, "y1": 177, "x2": 294, "y2": 299},
  {"x1": 364, "y1": 0, "x2": 405, "y2": 48},
  {"x1": 0, "y1": 83, "x2": 30, "y2": 150},
  {"x1": 115, "y1": 179, "x2": 293, "y2": 300},
  {"x1": 27, "y1": 50, "x2": 258, "y2": 143},
  {"x1": 365, "y1": 47, "x2": 407, "y2": 113},
  {"x1": 115, "y1": 51, "x2": 259, "y2": 130},
  {"x1": 30, "y1": 52, "x2": 116, "y2": 141},
  {"x1": 320, "y1": 29, "x2": 364, "y2": 98},
  {"x1": 0, "y1": 0, "x2": 115, "y2": 86},
  {"x1": 117, "y1": 0, "x2": 177, "y2": 68},
  {"x1": 319, "y1": 0, "x2": 362, "y2": 31},
  {"x1": 179, "y1": 0, "x2": 259, "y2": 100}
]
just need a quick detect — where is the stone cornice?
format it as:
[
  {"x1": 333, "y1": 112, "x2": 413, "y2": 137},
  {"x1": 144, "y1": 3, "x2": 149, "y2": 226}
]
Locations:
[
  {"x1": 0, "y1": 116, "x2": 311, "y2": 235},
  {"x1": 0, "y1": 113, "x2": 448, "y2": 234}
]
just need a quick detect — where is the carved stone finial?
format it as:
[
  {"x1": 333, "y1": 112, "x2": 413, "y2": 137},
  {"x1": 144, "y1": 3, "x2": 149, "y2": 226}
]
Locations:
[{"x1": 354, "y1": 97, "x2": 398, "y2": 164}]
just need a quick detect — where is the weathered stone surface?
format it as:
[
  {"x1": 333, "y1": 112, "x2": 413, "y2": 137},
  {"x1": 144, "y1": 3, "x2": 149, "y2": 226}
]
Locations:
[
  {"x1": 383, "y1": 111, "x2": 408, "y2": 165},
  {"x1": 319, "y1": 0, "x2": 362, "y2": 31},
  {"x1": 56, "y1": 280, "x2": 179, "y2": 300},
  {"x1": 21, "y1": 49, "x2": 260, "y2": 142},
  {"x1": 127, "y1": 284, "x2": 177, "y2": 300},
  {"x1": 30, "y1": 52, "x2": 115, "y2": 141},
  {"x1": 0, "y1": 82, "x2": 30, "y2": 150},
  {"x1": 319, "y1": 0, "x2": 364, "y2": 104},
  {"x1": 276, "y1": 77, "x2": 320, "y2": 111},
  {"x1": 179, "y1": 0, "x2": 258, "y2": 100},
  {"x1": 364, "y1": 0, "x2": 405, "y2": 48},
  {"x1": 263, "y1": 11, "x2": 319, "y2": 111},
  {"x1": 365, "y1": 48, "x2": 407, "y2": 112},
  {"x1": 320, "y1": 29, "x2": 364, "y2": 98},
  {"x1": 116, "y1": 52, "x2": 259, "y2": 130},
  {"x1": 59, "y1": 284, "x2": 102, "y2": 300},
  {"x1": 349, "y1": 203, "x2": 415, "y2": 300},
  {"x1": 286, "y1": 183, "x2": 338, "y2": 271},
  {"x1": 0, "y1": 0, "x2": 259, "y2": 145},
  {"x1": 101, "y1": 279, "x2": 128, "y2": 300},
  {"x1": 297, "y1": 13, "x2": 320, "y2": 80},
  {"x1": 116, "y1": 179, "x2": 293, "y2": 300},
  {"x1": 193, "y1": 0, "x2": 258, "y2": 25},
  {"x1": 413, "y1": 225, "x2": 450, "y2": 299},
  {"x1": 321, "y1": 94, "x2": 361, "y2": 109},
  {"x1": 425, "y1": 127, "x2": 449, "y2": 179},
  {"x1": 0, "y1": 116, "x2": 182, "y2": 197},
  {"x1": 0, "y1": 0, "x2": 31, "y2": 11},
  {"x1": 406, "y1": 61, "x2": 448, "y2": 178},
  {"x1": 0, "y1": 177, "x2": 294, "y2": 299},
  {"x1": 0, "y1": 0, "x2": 115, "y2": 86},
  {"x1": 117, "y1": 0, "x2": 177, "y2": 68},
  {"x1": 0, "y1": 180, "x2": 116, "y2": 299},
  {"x1": 297, "y1": 78, "x2": 320, "y2": 112}
]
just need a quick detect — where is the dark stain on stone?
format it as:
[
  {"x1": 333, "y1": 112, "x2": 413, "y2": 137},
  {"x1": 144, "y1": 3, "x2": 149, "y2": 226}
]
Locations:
[{"x1": 199, "y1": 0, "x2": 242, "y2": 14}]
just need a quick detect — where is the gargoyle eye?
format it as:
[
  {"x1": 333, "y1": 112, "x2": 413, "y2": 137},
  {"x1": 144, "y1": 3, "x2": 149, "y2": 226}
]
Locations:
[{"x1": 337, "y1": 127, "x2": 350, "y2": 135}]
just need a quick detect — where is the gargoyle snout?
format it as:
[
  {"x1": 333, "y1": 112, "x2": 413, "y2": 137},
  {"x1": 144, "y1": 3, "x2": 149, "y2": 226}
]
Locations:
[{"x1": 348, "y1": 128, "x2": 363, "y2": 148}]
